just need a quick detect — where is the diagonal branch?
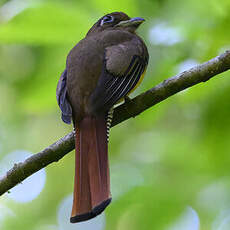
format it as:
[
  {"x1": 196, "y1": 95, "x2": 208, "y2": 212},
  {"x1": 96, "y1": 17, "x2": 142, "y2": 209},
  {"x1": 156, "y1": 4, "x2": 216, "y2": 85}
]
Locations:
[{"x1": 0, "y1": 50, "x2": 230, "y2": 196}]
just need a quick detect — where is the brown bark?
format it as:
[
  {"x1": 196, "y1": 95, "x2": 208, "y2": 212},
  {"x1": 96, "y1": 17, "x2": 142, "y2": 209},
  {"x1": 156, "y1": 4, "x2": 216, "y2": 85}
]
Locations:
[{"x1": 0, "y1": 50, "x2": 230, "y2": 196}]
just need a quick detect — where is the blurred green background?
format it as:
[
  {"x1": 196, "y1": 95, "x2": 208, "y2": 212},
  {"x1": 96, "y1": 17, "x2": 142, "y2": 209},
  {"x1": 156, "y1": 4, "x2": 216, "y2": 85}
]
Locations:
[{"x1": 0, "y1": 0, "x2": 230, "y2": 229}]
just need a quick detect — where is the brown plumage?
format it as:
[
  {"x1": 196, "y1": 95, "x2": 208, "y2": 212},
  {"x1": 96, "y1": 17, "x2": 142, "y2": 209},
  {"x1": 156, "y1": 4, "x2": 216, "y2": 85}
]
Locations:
[{"x1": 56, "y1": 12, "x2": 149, "y2": 223}]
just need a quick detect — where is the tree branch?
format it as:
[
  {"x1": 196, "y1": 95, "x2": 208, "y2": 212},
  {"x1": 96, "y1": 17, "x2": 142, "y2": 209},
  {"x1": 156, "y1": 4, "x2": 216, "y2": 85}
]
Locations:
[{"x1": 1, "y1": 50, "x2": 230, "y2": 196}]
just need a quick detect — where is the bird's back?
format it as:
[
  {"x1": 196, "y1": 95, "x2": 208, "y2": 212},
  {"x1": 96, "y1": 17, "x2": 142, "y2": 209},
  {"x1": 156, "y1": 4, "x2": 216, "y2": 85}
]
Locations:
[{"x1": 66, "y1": 29, "x2": 143, "y2": 120}]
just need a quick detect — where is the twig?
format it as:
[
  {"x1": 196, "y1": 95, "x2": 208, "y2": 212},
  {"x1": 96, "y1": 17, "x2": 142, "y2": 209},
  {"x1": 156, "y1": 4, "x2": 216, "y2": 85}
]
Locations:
[{"x1": 0, "y1": 50, "x2": 230, "y2": 196}]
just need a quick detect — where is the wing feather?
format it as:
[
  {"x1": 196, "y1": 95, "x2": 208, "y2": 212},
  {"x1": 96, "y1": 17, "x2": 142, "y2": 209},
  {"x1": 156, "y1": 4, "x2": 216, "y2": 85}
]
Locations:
[
  {"x1": 104, "y1": 62, "x2": 142, "y2": 106},
  {"x1": 56, "y1": 69, "x2": 72, "y2": 124},
  {"x1": 89, "y1": 55, "x2": 146, "y2": 113}
]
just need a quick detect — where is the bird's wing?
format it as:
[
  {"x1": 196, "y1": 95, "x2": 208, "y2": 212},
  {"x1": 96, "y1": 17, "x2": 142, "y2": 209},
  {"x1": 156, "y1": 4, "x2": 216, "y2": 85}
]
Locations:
[
  {"x1": 56, "y1": 69, "x2": 72, "y2": 124},
  {"x1": 89, "y1": 40, "x2": 148, "y2": 113}
]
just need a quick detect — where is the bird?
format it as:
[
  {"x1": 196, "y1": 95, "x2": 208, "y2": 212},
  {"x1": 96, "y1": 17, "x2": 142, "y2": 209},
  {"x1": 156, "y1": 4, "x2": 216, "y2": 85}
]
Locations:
[{"x1": 56, "y1": 11, "x2": 149, "y2": 223}]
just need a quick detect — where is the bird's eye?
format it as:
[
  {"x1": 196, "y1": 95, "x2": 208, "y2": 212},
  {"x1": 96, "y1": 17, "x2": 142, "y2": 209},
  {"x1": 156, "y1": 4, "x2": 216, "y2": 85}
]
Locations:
[{"x1": 100, "y1": 15, "x2": 114, "y2": 26}]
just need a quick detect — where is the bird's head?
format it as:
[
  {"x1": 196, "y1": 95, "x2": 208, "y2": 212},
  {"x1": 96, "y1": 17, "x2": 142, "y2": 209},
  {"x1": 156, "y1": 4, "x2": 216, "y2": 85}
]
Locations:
[{"x1": 87, "y1": 12, "x2": 145, "y2": 36}]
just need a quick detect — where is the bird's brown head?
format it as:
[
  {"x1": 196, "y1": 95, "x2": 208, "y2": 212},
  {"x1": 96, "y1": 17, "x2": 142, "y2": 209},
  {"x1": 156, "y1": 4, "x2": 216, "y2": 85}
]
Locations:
[{"x1": 87, "y1": 12, "x2": 145, "y2": 36}]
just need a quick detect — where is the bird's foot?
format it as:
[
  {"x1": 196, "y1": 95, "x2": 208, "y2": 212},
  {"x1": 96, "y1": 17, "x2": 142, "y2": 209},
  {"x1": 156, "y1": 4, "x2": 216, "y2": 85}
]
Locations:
[
  {"x1": 124, "y1": 96, "x2": 136, "y2": 118},
  {"x1": 124, "y1": 95, "x2": 132, "y2": 103}
]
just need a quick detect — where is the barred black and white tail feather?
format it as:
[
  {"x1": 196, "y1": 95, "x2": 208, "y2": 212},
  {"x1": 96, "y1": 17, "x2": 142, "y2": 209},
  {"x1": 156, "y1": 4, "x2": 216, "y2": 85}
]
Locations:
[{"x1": 106, "y1": 108, "x2": 114, "y2": 142}]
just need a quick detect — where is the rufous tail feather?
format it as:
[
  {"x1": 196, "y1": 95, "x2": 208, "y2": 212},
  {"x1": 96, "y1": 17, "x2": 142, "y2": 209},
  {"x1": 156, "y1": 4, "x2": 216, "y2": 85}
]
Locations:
[{"x1": 70, "y1": 115, "x2": 111, "y2": 223}]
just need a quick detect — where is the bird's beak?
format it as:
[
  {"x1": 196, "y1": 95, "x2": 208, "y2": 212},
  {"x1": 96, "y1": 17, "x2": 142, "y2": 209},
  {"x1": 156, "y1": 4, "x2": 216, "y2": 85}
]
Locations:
[{"x1": 116, "y1": 17, "x2": 145, "y2": 27}]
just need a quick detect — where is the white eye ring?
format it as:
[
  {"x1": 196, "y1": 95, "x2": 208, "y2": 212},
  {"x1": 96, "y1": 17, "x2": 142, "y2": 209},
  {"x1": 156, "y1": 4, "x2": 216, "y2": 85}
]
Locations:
[{"x1": 100, "y1": 15, "x2": 114, "y2": 26}]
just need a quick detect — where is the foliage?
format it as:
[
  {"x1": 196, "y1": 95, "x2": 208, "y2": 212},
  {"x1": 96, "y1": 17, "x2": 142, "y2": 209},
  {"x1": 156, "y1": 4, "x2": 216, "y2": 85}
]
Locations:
[{"x1": 0, "y1": 0, "x2": 230, "y2": 229}]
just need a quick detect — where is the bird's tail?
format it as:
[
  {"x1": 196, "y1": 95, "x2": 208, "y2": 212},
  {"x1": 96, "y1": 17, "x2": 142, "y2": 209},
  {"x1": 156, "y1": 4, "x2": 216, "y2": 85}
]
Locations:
[{"x1": 70, "y1": 115, "x2": 111, "y2": 223}]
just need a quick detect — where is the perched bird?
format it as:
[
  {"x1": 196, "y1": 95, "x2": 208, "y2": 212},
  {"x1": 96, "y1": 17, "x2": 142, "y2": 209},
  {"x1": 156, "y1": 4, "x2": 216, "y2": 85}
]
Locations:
[{"x1": 56, "y1": 12, "x2": 149, "y2": 223}]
